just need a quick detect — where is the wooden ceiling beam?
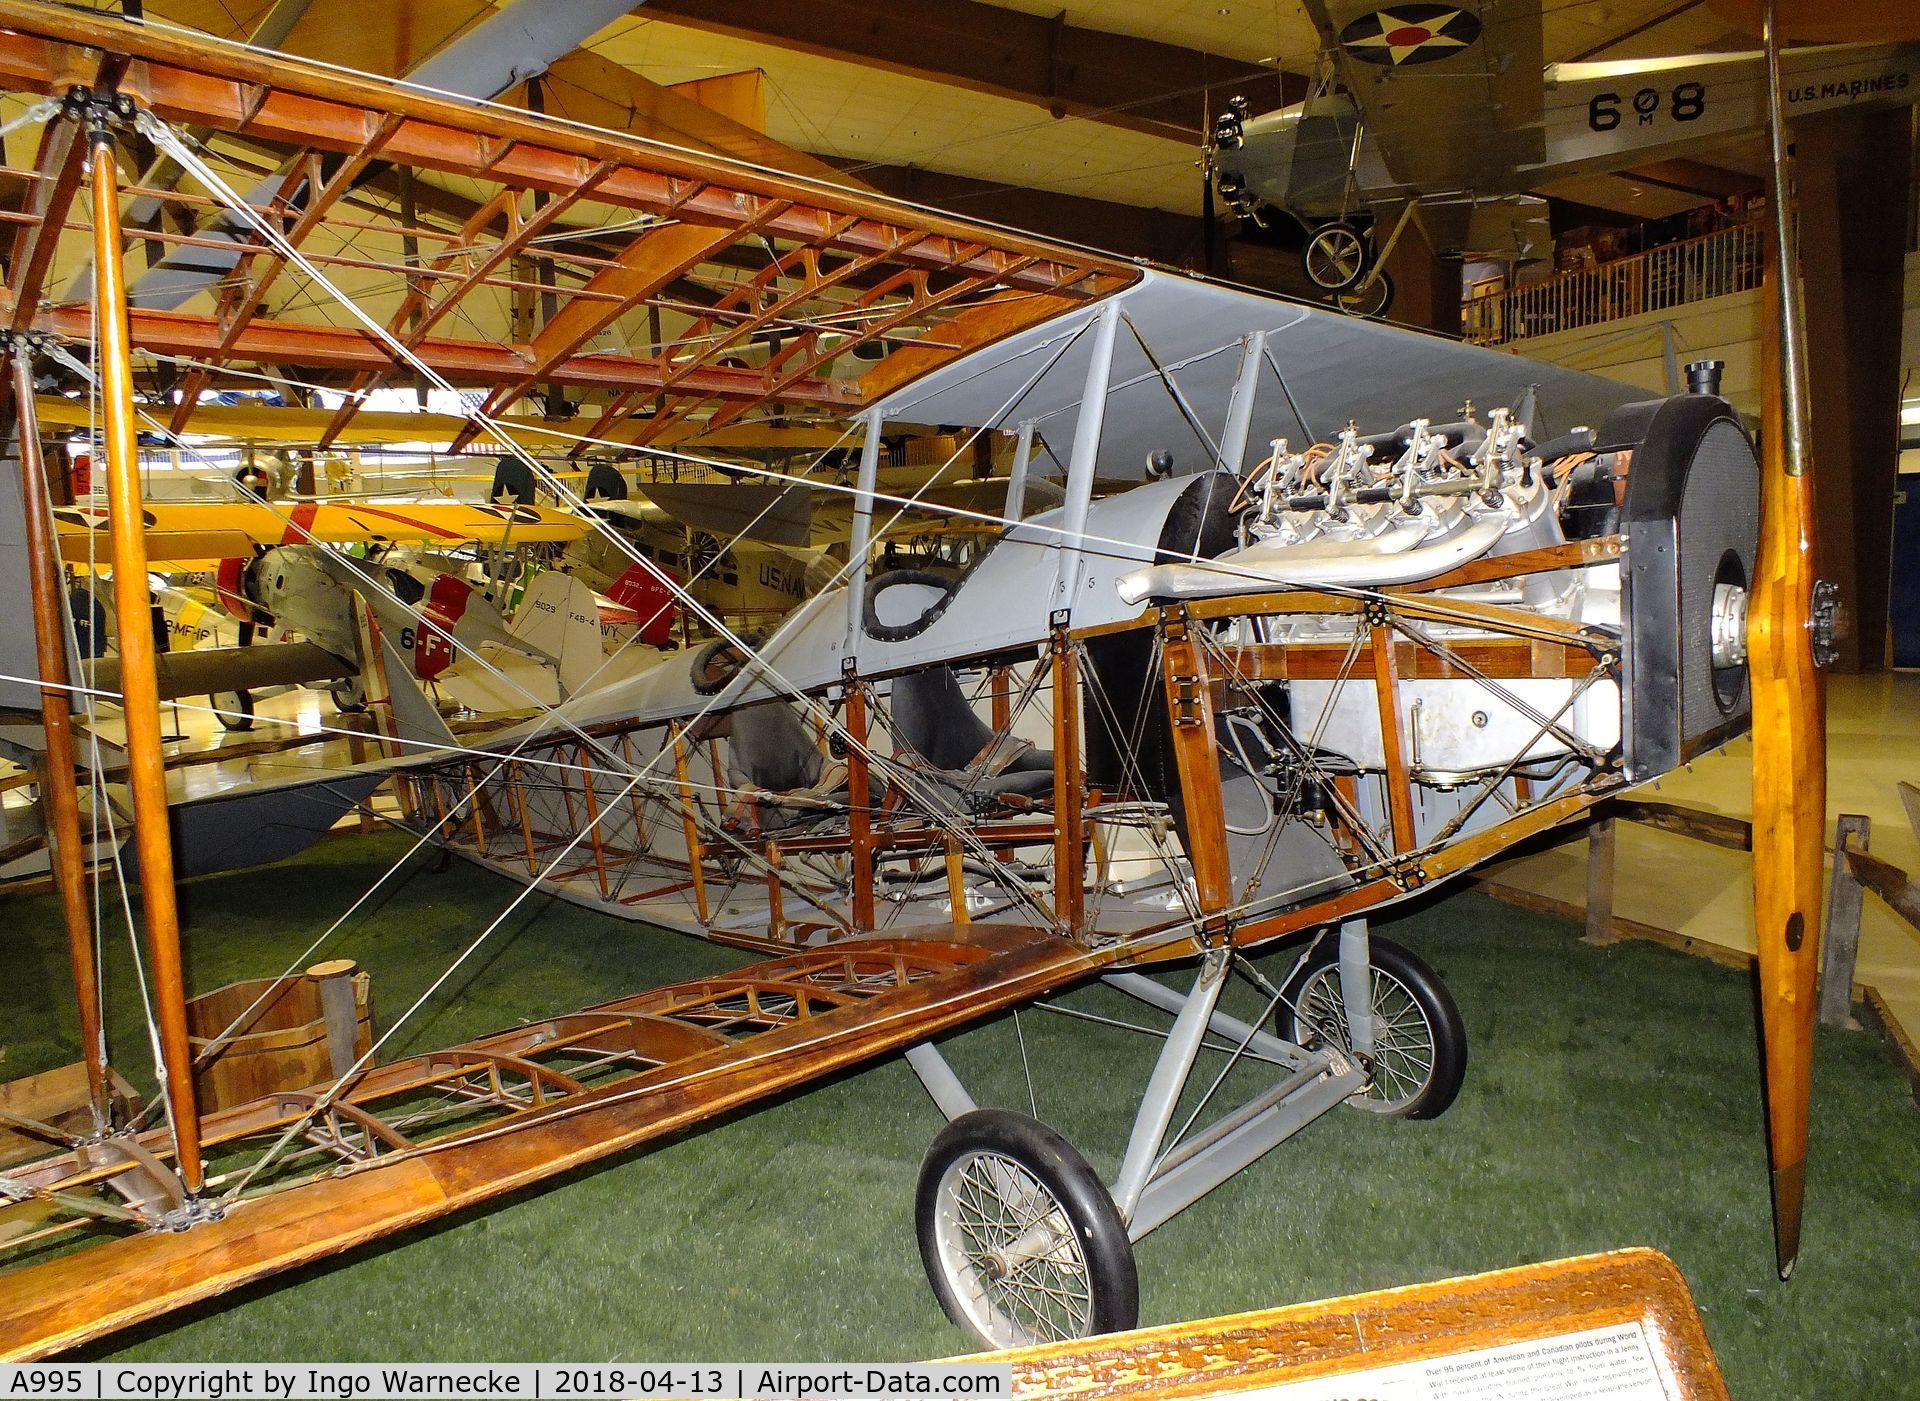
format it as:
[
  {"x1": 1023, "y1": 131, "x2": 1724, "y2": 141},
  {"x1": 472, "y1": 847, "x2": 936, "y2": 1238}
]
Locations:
[
  {"x1": 535, "y1": 51, "x2": 862, "y2": 188},
  {"x1": 634, "y1": 0, "x2": 1305, "y2": 141},
  {"x1": 827, "y1": 157, "x2": 1210, "y2": 270}
]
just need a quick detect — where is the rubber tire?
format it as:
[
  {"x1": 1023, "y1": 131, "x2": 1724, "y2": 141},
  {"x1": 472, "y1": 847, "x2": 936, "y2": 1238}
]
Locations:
[
  {"x1": 1275, "y1": 935, "x2": 1466, "y2": 1120},
  {"x1": 917, "y1": 1109, "x2": 1138, "y2": 1347},
  {"x1": 1302, "y1": 221, "x2": 1370, "y2": 292},
  {"x1": 216, "y1": 689, "x2": 255, "y2": 732},
  {"x1": 329, "y1": 678, "x2": 368, "y2": 714},
  {"x1": 1335, "y1": 270, "x2": 1395, "y2": 319}
]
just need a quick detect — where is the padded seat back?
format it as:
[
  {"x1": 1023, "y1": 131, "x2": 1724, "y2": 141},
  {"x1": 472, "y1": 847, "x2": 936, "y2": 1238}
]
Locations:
[{"x1": 726, "y1": 702, "x2": 823, "y2": 793}]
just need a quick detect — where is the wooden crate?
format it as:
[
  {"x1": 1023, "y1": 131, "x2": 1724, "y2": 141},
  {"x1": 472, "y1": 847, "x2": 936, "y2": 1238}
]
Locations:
[{"x1": 0, "y1": 1063, "x2": 141, "y2": 1168}]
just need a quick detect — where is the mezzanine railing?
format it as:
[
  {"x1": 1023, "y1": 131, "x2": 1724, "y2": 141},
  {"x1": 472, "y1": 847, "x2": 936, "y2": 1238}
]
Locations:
[{"x1": 1463, "y1": 221, "x2": 1764, "y2": 347}]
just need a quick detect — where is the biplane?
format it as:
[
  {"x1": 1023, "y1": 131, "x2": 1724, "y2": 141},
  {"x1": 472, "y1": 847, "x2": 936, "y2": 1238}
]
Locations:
[
  {"x1": 0, "y1": 2, "x2": 1827, "y2": 1361},
  {"x1": 1207, "y1": 0, "x2": 1920, "y2": 312},
  {"x1": 48, "y1": 438, "x2": 1030, "y2": 719},
  {"x1": 49, "y1": 492, "x2": 591, "y2": 717}
]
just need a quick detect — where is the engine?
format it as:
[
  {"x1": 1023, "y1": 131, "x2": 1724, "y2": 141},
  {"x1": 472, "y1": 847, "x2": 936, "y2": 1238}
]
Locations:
[{"x1": 1111, "y1": 389, "x2": 1760, "y2": 810}]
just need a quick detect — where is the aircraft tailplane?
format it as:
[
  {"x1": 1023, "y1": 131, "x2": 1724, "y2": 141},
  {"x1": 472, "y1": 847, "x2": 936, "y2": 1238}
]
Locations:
[{"x1": 509, "y1": 570, "x2": 604, "y2": 698}]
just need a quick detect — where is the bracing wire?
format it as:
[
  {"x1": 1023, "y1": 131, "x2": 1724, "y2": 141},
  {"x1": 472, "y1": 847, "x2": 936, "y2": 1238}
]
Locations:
[{"x1": 30, "y1": 97, "x2": 1616, "y2": 1202}]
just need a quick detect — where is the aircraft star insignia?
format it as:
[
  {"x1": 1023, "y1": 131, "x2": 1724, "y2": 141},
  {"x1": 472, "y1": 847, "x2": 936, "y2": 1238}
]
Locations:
[{"x1": 1338, "y1": 4, "x2": 1483, "y2": 66}]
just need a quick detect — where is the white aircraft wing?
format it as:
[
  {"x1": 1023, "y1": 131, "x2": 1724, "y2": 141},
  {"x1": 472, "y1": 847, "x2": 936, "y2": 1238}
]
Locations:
[
  {"x1": 628, "y1": 482, "x2": 814, "y2": 548},
  {"x1": 1536, "y1": 42, "x2": 1920, "y2": 182},
  {"x1": 872, "y1": 269, "x2": 1640, "y2": 477}
]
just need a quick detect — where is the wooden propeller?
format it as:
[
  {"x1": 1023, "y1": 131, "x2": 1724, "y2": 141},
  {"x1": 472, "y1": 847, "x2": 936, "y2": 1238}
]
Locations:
[{"x1": 1746, "y1": 259, "x2": 1826, "y2": 1279}]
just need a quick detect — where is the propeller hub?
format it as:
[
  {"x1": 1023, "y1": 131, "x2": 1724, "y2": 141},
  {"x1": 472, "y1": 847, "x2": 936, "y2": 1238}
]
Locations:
[
  {"x1": 1711, "y1": 581, "x2": 1749, "y2": 669},
  {"x1": 1809, "y1": 579, "x2": 1843, "y2": 669}
]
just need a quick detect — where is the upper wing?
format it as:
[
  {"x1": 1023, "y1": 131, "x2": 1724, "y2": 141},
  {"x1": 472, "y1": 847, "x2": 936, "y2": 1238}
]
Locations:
[
  {"x1": 54, "y1": 500, "x2": 592, "y2": 563},
  {"x1": 1302, "y1": 0, "x2": 1545, "y2": 195},
  {"x1": 870, "y1": 268, "x2": 1639, "y2": 477},
  {"x1": 1534, "y1": 43, "x2": 1920, "y2": 184},
  {"x1": 29, "y1": 397, "x2": 862, "y2": 454},
  {"x1": 0, "y1": 6, "x2": 1129, "y2": 462},
  {"x1": 626, "y1": 482, "x2": 814, "y2": 548}
]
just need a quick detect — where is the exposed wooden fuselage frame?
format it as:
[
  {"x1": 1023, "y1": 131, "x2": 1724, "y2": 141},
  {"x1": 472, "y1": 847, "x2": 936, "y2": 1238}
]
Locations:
[
  {"x1": 392, "y1": 538, "x2": 1624, "y2": 955},
  {"x1": 0, "y1": 530, "x2": 1628, "y2": 1357}
]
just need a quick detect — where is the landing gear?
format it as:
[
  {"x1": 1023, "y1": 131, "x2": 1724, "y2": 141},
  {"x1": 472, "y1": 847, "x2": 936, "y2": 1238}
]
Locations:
[
  {"x1": 1335, "y1": 270, "x2": 1394, "y2": 320},
  {"x1": 907, "y1": 922, "x2": 1465, "y2": 1347},
  {"x1": 1302, "y1": 220, "x2": 1370, "y2": 292},
  {"x1": 917, "y1": 1110, "x2": 1138, "y2": 1348},
  {"x1": 1277, "y1": 935, "x2": 1466, "y2": 1118},
  {"x1": 215, "y1": 689, "x2": 254, "y2": 732},
  {"x1": 329, "y1": 678, "x2": 367, "y2": 715}
]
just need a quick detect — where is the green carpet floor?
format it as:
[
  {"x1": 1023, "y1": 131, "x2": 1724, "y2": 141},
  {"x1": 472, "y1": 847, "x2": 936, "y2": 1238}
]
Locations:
[{"x1": 4, "y1": 832, "x2": 1916, "y2": 1396}]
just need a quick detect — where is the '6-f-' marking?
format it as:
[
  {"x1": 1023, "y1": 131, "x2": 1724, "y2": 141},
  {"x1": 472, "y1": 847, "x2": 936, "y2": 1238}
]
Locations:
[{"x1": 1588, "y1": 82, "x2": 1705, "y2": 131}]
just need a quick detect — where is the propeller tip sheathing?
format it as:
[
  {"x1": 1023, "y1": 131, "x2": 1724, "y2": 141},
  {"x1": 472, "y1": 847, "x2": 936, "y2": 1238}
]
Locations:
[{"x1": 1772, "y1": 1157, "x2": 1805, "y2": 1280}]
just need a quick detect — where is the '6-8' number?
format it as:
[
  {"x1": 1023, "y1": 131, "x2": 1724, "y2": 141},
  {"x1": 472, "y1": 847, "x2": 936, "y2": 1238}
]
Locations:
[{"x1": 1588, "y1": 82, "x2": 1706, "y2": 132}]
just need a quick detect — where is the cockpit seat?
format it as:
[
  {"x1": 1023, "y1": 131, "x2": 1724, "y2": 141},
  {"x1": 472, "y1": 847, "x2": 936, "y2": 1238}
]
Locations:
[
  {"x1": 887, "y1": 666, "x2": 1055, "y2": 812},
  {"x1": 686, "y1": 641, "x2": 846, "y2": 834}
]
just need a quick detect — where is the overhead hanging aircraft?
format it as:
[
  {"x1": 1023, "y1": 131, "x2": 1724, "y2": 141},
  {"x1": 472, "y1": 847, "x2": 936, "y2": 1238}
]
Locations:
[
  {"x1": 0, "y1": 3, "x2": 1829, "y2": 1360},
  {"x1": 1207, "y1": 0, "x2": 1920, "y2": 313}
]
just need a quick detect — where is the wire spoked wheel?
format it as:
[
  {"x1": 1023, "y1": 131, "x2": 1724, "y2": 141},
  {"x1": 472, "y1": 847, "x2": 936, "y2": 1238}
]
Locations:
[
  {"x1": 917, "y1": 1109, "x2": 1137, "y2": 1348},
  {"x1": 1302, "y1": 221, "x2": 1370, "y2": 291},
  {"x1": 1334, "y1": 269, "x2": 1395, "y2": 319},
  {"x1": 1277, "y1": 935, "x2": 1466, "y2": 1119}
]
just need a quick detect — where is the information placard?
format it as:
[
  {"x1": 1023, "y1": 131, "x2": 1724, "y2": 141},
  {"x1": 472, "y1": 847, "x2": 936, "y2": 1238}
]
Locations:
[{"x1": 1237, "y1": 1323, "x2": 1671, "y2": 1400}]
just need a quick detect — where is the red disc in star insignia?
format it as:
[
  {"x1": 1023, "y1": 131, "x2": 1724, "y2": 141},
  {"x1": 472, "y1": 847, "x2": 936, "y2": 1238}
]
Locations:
[{"x1": 1337, "y1": 5, "x2": 1484, "y2": 66}]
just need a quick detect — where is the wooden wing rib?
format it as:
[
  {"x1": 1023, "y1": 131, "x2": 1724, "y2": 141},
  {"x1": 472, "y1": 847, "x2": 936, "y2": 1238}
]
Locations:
[{"x1": 0, "y1": 2, "x2": 1134, "y2": 454}]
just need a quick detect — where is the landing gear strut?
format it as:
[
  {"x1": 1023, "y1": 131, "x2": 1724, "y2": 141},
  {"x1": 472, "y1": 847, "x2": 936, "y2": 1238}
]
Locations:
[{"x1": 910, "y1": 919, "x2": 1466, "y2": 1347}]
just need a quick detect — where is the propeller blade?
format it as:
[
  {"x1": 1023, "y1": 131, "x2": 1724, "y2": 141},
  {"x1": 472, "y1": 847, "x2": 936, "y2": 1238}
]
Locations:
[
  {"x1": 1201, "y1": 160, "x2": 1218, "y2": 278},
  {"x1": 1746, "y1": 260, "x2": 1826, "y2": 1279}
]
